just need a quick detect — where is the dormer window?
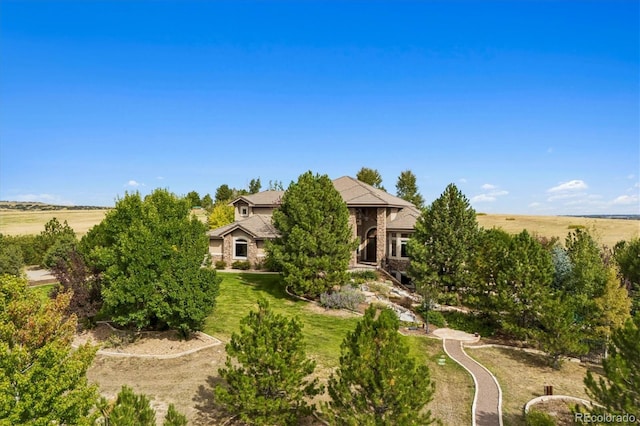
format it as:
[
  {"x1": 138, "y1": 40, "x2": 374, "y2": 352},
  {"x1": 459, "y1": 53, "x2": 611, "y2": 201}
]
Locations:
[{"x1": 240, "y1": 206, "x2": 249, "y2": 217}]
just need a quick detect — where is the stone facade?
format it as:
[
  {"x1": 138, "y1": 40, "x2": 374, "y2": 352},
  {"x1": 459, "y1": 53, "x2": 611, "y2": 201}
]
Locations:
[
  {"x1": 348, "y1": 208, "x2": 358, "y2": 267},
  {"x1": 375, "y1": 208, "x2": 387, "y2": 267}
]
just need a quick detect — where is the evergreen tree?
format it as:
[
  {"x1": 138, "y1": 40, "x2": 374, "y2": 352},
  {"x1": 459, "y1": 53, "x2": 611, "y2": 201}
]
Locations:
[
  {"x1": 82, "y1": 189, "x2": 220, "y2": 336},
  {"x1": 356, "y1": 167, "x2": 385, "y2": 190},
  {"x1": 537, "y1": 294, "x2": 588, "y2": 369},
  {"x1": 215, "y1": 184, "x2": 234, "y2": 204},
  {"x1": 325, "y1": 306, "x2": 436, "y2": 425},
  {"x1": 407, "y1": 183, "x2": 479, "y2": 304},
  {"x1": 201, "y1": 193, "x2": 214, "y2": 211},
  {"x1": 214, "y1": 299, "x2": 321, "y2": 426},
  {"x1": 0, "y1": 275, "x2": 98, "y2": 425},
  {"x1": 185, "y1": 190, "x2": 201, "y2": 208},
  {"x1": 96, "y1": 385, "x2": 188, "y2": 426},
  {"x1": 266, "y1": 171, "x2": 356, "y2": 297},
  {"x1": 615, "y1": 238, "x2": 640, "y2": 313},
  {"x1": 0, "y1": 236, "x2": 24, "y2": 276},
  {"x1": 395, "y1": 169, "x2": 424, "y2": 208},
  {"x1": 551, "y1": 245, "x2": 573, "y2": 290},
  {"x1": 249, "y1": 177, "x2": 262, "y2": 194},
  {"x1": 584, "y1": 314, "x2": 640, "y2": 419},
  {"x1": 268, "y1": 180, "x2": 284, "y2": 191},
  {"x1": 494, "y1": 230, "x2": 554, "y2": 336}
]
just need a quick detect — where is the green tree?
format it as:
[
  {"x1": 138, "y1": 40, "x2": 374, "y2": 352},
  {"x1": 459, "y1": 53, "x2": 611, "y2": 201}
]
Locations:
[
  {"x1": 408, "y1": 183, "x2": 479, "y2": 304},
  {"x1": 215, "y1": 184, "x2": 234, "y2": 204},
  {"x1": 594, "y1": 266, "x2": 631, "y2": 357},
  {"x1": 551, "y1": 245, "x2": 573, "y2": 290},
  {"x1": 356, "y1": 167, "x2": 385, "y2": 190},
  {"x1": 214, "y1": 299, "x2": 321, "y2": 426},
  {"x1": 0, "y1": 274, "x2": 98, "y2": 425},
  {"x1": 537, "y1": 294, "x2": 588, "y2": 369},
  {"x1": 35, "y1": 217, "x2": 77, "y2": 266},
  {"x1": 494, "y1": 230, "x2": 554, "y2": 336},
  {"x1": 97, "y1": 385, "x2": 187, "y2": 426},
  {"x1": 615, "y1": 238, "x2": 640, "y2": 313},
  {"x1": 208, "y1": 203, "x2": 235, "y2": 229},
  {"x1": 266, "y1": 171, "x2": 356, "y2": 297},
  {"x1": 185, "y1": 190, "x2": 201, "y2": 208},
  {"x1": 0, "y1": 235, "x2": 24, "y2": 276},
  {"x1": 201, "y1": 193, "x2": 214, "y2": 211},
  {"x1": 325, "y1": 306, "x2": 436, "y2": 425},
  {"x1": 82, "y1": 189, "x2": 220, "y2": 336},
  {"x1": 249, "y1": 177, "x2": 262, "y2": 194},
  {"x1": 268, "y1": 180, "x2": 284, "y2": 191},
  {"x1": 395, "y1": 169, "x2": 424, "y2": 208},
  {"x1": 584, "y1": 314, "x2": 640, "y2": 419}
]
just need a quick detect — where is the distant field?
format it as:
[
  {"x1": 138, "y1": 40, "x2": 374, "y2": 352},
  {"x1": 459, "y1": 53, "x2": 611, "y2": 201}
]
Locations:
[
  {"x1": 0, "y1": 209, "x2": 110, "y2": 236},
  {"x1": 1, "y1": 209, "x2": 637, "y2": 246},
  {"x1": 477, "y1": 214, "x2": 639, "y2": 248}
]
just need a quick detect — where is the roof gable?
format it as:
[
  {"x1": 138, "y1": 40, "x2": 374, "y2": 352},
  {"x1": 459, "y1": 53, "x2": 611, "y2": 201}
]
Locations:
[{"x1": 332, "y1": 176, "x2": 415, "y2": 208}]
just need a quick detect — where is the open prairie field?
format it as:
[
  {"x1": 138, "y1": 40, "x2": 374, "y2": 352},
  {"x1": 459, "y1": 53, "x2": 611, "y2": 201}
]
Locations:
[
  {"x1": 0, "y1": 209, "x2": 109, "y2": 236},
  {"x1": 477, "y1": 214, "x2": 639, "y2": 248}
]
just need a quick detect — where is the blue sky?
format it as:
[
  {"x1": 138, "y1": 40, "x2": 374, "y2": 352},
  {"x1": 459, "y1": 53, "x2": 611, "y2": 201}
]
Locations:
[{"x1": 1, "y1": 1, "x2": 638, "y2": 215}]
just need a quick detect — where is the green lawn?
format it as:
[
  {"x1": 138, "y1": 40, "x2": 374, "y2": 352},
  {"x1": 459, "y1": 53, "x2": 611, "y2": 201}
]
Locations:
[
  {"x1": 28, "y1": 283, "x2": 56, "y2": 302},
  {"x1": 204, "y1": 272, "x2": 474, "y2": 425}
]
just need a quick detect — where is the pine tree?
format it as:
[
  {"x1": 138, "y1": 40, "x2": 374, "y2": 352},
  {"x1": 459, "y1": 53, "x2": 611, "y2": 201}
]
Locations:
[
  {"x1": 356, "y1": 167, "x2": 385, "y2": 190},
  {"x1": 214, "y1": 299, "x2": 321, "y2": 425},
  {"x1": 325, "y1": 306, "x2": 436, "y2": 425},
  {"x1": 407, "y1": 183, "x2": 479, "y2": 303},
  {"x1": 266, "y1": 171, "x2": 356, "y2": 297},
  {"x1": 584, "y1": 314, "x2": 640, "y2": 419},
  {"x1": 395, "y1": 169, "x2": 424, "y2": 208},
  {"x1": 249, "y1": 177, "x2": 262, "y2": 194},
  {"x1": 96, "y1": 385, "x2": 188, "y2": 426}
]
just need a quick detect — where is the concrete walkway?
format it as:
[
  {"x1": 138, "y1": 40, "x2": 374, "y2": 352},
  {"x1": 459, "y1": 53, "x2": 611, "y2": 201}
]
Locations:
[{"x1": 435, "y1": 328, "x2": 503, "y2": 426}]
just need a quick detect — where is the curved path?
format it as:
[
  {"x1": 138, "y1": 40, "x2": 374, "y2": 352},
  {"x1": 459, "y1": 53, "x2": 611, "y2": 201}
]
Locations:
[{"x1": 435, "y1": 329, "x2": 503, "y2": 426}]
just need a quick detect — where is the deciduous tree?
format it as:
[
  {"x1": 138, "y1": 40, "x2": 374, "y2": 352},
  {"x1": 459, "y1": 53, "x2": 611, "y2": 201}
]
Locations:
[
  {"x1": 249, "y1": 177, "x2": 262, "y2": 194},
  {"x1": 408, "y1": 183, "x2": 479, "y2": 304},
  {"x1": 0, "y1": 235, "x2": 24, "y2": 276},
  {"x1": 356, "y1": 167, "x2": 385, "y2": 190},
  {"x1": 82, "y1": 189, "x2": 220, "y2": 336},
  {"x1": 395, "y1": 169, "x2": 424, "y2": 208},
  {"x1": 594, "y1": 266, "x2": 631, "y2": 356},
  {"x1": 208, "y1": 203, "x2": 235, "y2": 229},
  {"x1": 0, "y1": 274, "x2": 98, "y2": 425},
  {"x1": 214, "y1": 299, "x2": 321, "y2": 425},
  {"x1": 266, "y1": 171, "x2": 356, "y2": 297},
  {"x1": 325, "y1": 306, "x2": 436, "y2": 425}
]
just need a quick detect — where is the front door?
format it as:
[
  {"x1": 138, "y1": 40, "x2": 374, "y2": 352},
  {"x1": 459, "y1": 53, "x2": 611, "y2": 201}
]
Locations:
[{"x1": 365, "y1": 228, "x2": 377, "y2": 262}]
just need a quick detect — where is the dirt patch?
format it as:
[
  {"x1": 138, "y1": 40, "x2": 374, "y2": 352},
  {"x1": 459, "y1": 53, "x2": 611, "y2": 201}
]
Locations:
[
  {"x1": 303, "y1": 302, "x2": 362, "y2": 318},
  {"x1": 74, "y1": 323, "x2": 220, "y2": 357}
]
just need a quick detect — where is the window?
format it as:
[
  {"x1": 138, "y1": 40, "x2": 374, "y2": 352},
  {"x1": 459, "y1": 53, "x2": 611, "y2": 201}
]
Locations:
[
  {"x1": 390, "y1": 234, "x2": 397, "y2": 257},
  {"x1": 400, "y1": 240, "x2": 408, "y2": 258},
  {"x1": 240, "y1": 206, "x2": 249, "y2": 217},
  {"x1": 234, "y1": 238, "x2": 248, "y2": 259}
]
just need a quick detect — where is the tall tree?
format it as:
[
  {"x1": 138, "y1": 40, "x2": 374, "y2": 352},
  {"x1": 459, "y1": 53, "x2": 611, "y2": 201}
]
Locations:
[
  {"x1": 266, "y1": 171, "x2": 356, "y2": 297},
  {"x1": 494, "y1": 230, "x2": 554, "y2": 336},
  {"x1": 584, "y1": 314, "x2": 640, "y2": 419},
  {"x1": 593, "y1": 266, "x2": 632, "y2": 356},
  {"x1": 395, "y1": 169, "x2": 424, "y2": 208},
  {"x1": 214, "y1": 299, "x2": 321, "y2": 426},
  {"x1": 268, "y1": 180, "x2": 284, "y2": 191},
  {"x1": 208, "y1": 203, "x2": 235, "y2": 229},
  {"x1": 325, "y1": 306, "x2": 436, "y2": 425},
  {"x1": 0, "y1": 274, "x2": 98, "y2": 425},
  {"x1": 356, "y1": 167, "x2": 385, "y2": 190},
  {"x1": 615, "y1": 238, "x2": 640, "y2": 313},
  {"x1": 215, "y1": 184, "x2": 234, "y2": 204},
  {"x1": 407, "y1": 183, "x2": 479, "y2": 304},
  {"x1": 0, "y1": 235, "x2": 24, "y2": 276},
  {"x1": 35, "y1": 217, "x2": 77, "y2": 266},
  {"x1": 201, "y1": 193, "x2": 214, "y2": 210},
  {"x1": 82, "y1": 189, "x2": 220, "y2": 336},
  {"x1": 249, "y1": 177, "x2": 262, "y2": 194},
  {"x1": 185, "y1": 190, "x2": 201, "y2": 208}
]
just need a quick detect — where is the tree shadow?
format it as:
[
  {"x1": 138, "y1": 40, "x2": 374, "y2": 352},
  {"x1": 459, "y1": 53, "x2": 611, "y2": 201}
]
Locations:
[
  {"x1": 192, "y1": 375, "x2": 234, "y2": 425},
  {"x1": 238, "y1": 272, "x2": 294, "y2": 302}
]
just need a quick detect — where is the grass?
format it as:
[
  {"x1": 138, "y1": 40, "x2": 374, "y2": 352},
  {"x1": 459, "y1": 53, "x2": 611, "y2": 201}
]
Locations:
[
  {"x1": 0, "y1": 209, "x2": 109, "y2": 236},
  {"x1": 467, "y1": 347, "x2": 603, "y2": 426},
  {"x1": 204, "y1": 272, "x2": 474, "y2": 425},
  {"x1": 28, "y1": 283, "x2": 56, "y2": 302}
]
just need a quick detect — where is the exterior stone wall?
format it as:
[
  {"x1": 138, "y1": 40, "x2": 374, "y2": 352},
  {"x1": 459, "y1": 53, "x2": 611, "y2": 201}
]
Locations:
[
  {"x1": 348, "y1": 208, "x2": 358, "y2": 267},
  {"x1": 376, "y1": 208, "x2": 387, "y2": 267},
  {"x1": 387, "y1": 258, "x2": 410, "y2": 272}
]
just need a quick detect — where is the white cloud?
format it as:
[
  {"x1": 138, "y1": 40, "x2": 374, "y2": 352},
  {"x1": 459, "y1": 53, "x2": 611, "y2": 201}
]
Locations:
[
  {"x1": 481, "y1": 183, "x2": 497, "y2": 190},
  {"x1": 125, "y1": 180, "x2": 142, "y2": 187},
  {"x1": 547, "y1": 192, "x2": 584, "y2": 202},
  {"x1": 157, "y1": 176, "x2": 165, "y2": 180},
  {"x1": 529, "y1": 202, "x2": 541, "y2": 208},
  {"x1": 547, "y1": 180, "x2": 588, "y2": 193},
  {"x1": 491, "y1": 190, "x2": 509, "y2": 196},
  {"x1": 459, "y1": 178, "x2": 467, "y2": 184},
  {"x1": 612, "y1": 194, "x2": 640, "y2": 205},
  {"x1": 471, "y1": 194, "x2": 496, "y2": 202}
]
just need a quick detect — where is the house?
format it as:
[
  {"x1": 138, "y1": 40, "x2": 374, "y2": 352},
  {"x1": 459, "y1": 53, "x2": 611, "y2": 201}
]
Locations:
[{"x1": 208, "y1": 176, "x2": 420, "y2": 281}]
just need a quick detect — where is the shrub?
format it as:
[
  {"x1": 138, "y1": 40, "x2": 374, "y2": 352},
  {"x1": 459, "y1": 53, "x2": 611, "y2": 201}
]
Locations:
[
  {"x1": 437, "y1": 292, "x2": 459, "y2": 306},
  {"x1": 505, "y1": 217, "x2": 516, "y2": 221},
  {"x1": 427, "y1": 311, "x2": 447, "y2": 328},
  {"x1": 348, "y1": 270, "x2": 378, "y2": 283},
  {"x1": 214, "y1": 260, "x2": 227, "y2": 270},
  {"x1": 231, "y1": 260, "x2": 251, "y2": 270},
  {"x1": 441, "y1": 311, "x2": 496, "y2": 337},
  {"x1": 365, "y1": 282, "x2": 391, "y2": 296},
  {"x1": 252, "y1": 259, "x2": 265, "y2": 270},
  {"x1": 525, "y1": 409, "x2": 556, "y2": 426},
  {"x1": 320, "y1": 287, "x2": 365, "y2": 311},
  {"x1": 568, "y1": 224, "x2": 586, "y2": 230}
]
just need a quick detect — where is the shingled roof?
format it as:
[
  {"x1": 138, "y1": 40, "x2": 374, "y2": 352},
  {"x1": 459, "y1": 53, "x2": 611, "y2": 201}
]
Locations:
[
  {"x1": 229, "y1": 190, "x2": 284, "y2": 207},
  {"x1": 387, "y1": 206, "x2": 421, "y2": 230},
  {"x1": 332, "y1": 176, "x2": 415, "y2": 208},
  {"x1": 208, "y1": 215, "x2": 279, "y2": 239}
]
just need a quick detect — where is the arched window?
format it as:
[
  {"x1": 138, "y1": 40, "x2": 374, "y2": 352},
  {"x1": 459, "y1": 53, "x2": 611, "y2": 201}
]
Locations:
[{"x1": 234, "y1": 238, "x2": 248, "y2": 259}]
